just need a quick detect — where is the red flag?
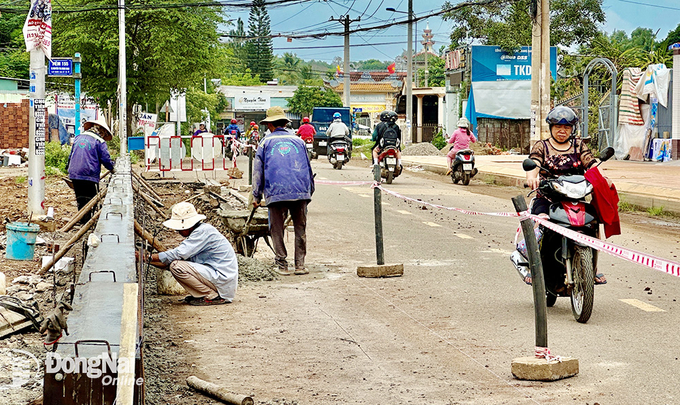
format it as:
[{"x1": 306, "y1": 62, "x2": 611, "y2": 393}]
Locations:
[{"x1": 387, "y1": 63, "x2": 396, "y2": 74}]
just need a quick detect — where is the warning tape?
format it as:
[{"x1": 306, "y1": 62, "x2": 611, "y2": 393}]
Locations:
[
  {"x1": 367, "y1": 184, "x2": 680, "y2": 278},
  {"x1": 528, "y1": 214, "x2": 680, "y2": 278},
  {"x1": 316, "y1": 180, "x2": 376, "y2": 186}
]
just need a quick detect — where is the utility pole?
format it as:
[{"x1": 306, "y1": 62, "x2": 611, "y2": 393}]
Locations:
[
  {"x1": 28, "y1": 49, "x2": 46, "y2": 216},
  {"x1": 118, "y1": 0, "x2": 127, "y2": 154},
  {"x1": 530, "y1": 0, "x2": 550, "y2": 142},
  {"x1": 330, "y1": 14, "x2": 360, "y2": 108},
  {"x1": 406, "y1": 0, "x2": 413, "y2": 143}
]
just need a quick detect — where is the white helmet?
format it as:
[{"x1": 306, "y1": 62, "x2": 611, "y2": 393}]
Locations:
[{"x1": 457, "y1": 117, "x2": 470, "y2": 129}]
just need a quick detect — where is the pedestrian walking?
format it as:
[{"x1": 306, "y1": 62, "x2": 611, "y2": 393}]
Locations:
[{"x1": 252, "y1": 106, "x2": 315, "y2": 275}]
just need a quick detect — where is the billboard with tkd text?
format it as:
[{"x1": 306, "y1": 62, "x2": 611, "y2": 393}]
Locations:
[{"x1": 471, "y1": 46, "x2": 557, "y2": 82}]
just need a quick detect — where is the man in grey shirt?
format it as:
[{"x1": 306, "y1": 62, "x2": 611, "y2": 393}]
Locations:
[{"x1": 140, "y1": 202, "x2": 238, "y2": 305}]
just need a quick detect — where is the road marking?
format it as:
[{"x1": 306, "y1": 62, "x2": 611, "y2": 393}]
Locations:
[
  {"x1": 396, "y1": 210, "x2": 413, "y2": 215},
  {"x1": 620, "y1": 299, "x2": 665, "y2": 312},
  {"x1": 455, "y1": 233, "x2": 474, "y2": 239},
  {"x1": 358, "y1": 194, "x2": 371, "y2": 198},
  {"x1": 423, "y1": 222, "x2": 441, "y2": 227}
]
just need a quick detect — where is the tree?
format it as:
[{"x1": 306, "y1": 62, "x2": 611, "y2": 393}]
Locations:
[
  {"x1": 416, "y1": 55, "x2": 445, "y2": 87},
  {"x1": 442, "y1": 0, "x2": 606, "y2": 51},
  {"x1": 0, "y1": 4, "x2": 30, "y2": 78},
  {"x1": 245, "y1": 0, "x2": 274, "y2": 82},
  {"x1": 357, "y1": 59, "x2": 388, "y2": 70},
  {"x1": 184, "y1": 87, "x2": 227, "y2": 131},
  {"x1": 52, "y1": 0, "x2": 226, "y2": 136},
  {"x1": 287, "y1": 86, "x2": 342, "y2": 117},
  {"x1": 276, "y1": 52, "x2": 301, "y2": 85},
  {"x1": 227, "y1": 18, "x2": 248, "y2": 72}
]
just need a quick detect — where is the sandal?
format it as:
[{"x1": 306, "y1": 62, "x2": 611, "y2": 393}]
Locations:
[
  {"x1": 274, "y1": 267, "x2": 292, "y2": 276},
  {"x1": 294, "y1": 268, "x2": 309, "y2": 275},
  {"x1": 178, "y1": 295, "x2": 200, "y2": 303},
  {"x1": 595, "y1": 273, "x2": 607, "y2": 285},
  {"x1": 189, "y1": 297, "x2": 229, "y2": 306}
]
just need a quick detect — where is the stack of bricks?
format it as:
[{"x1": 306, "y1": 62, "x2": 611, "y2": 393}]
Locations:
[{"x1": 0, "y1": 99, "x2": 49, "y2": 149}]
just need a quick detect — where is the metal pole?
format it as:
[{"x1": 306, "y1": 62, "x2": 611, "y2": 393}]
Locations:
[
  {"x1": 540, "y1": 0, "x2": 551, "y2": 141},
  {"x1": 28, "y1": 49, "x2": 46, "y2": 216},
  {"x1": 118, "y1": 0, "x2": 127, "y2": 154},
  {"x1": 530, "y1": 0, "x2": 541, "y2": 142},
  {"x1": 373, "y1": 164, "x2": 384, "y2": 265},
  {"x1": 248, "y1": 152, "x2": 253, "y2": 185},
  {"x1": 343, "y1": 15, "x2": 351, "y2": 108},
  {"x1": 512, "y1": 196, "x2": 547, "y2": 348},
  {"x1": 74, "y1": 53, "x2": 81, "y2": 137},
  {"x1": 405, "y1": 0, "x2": 413, "y2": 143}
]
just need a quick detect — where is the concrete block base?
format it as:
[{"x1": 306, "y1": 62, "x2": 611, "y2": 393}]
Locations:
[
  {"x1": 357, "y1": 263, "x2": 404, "y2": 278},
  {"x1": 511, "y1": 356, "x2": 579, "y2": 381}
]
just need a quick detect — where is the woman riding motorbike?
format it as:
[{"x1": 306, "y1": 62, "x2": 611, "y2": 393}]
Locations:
[{"x1": 521, "y1": 106, "x2": 610, "y2": 285}]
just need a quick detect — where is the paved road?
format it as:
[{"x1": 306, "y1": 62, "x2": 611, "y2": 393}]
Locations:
[{"x1": 174, "y1": 157, "x2": 680, "y2": 404}]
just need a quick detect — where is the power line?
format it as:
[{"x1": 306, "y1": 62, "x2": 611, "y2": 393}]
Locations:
[
  {"x1": 616, "y1": 0, "x2": 680, "y2": 10},
  {"x1": 275, "y1": 40, "x2": 406, "y2": 50}
]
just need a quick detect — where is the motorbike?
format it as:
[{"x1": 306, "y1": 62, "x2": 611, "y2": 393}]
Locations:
[
  {"x1": 245, "y1": 131, "x2": 260, "y2": 158},
  {"x1": 450, "y1": 149, "x2": 477, "y2": 185},
  {"x1": 377, "y1": 146, "x2": 402, "y2": 184},
  {"x1": 304, "y1": 138, "x2": 316, "y2": 160},
  {"x1": 511, "y1": 147, "x2": 615, "y2": 323},
  {"x1": 328, "y1": 137, "x2": 350, "y2": 170}
]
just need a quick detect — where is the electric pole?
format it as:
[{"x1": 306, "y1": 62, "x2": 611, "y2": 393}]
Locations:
[
  {"x1": 530, "y1": 0, "x2": 550, "y2": 142},
  {"x1": 406, "y1": 0, "x2": 413, "y2": 143},
  {"x1": 118, "y1": 0, "x2": 128, "y2": 154},
  {"x1": 330, "y1": 14, "x2": 360, "y2": 108}
]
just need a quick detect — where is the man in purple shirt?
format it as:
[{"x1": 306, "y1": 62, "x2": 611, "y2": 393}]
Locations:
[{"x1": 67, "y1": 118, "x2": 115, "y2": 223}]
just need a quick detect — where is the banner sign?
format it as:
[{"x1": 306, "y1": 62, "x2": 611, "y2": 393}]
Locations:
[
  {"x1": 56, "y1": 95, "x2": 98, "y2": 133},
  {"x1": 23, "y1": 0, "x2": 52, "y2": 58},
  {"x1": 234, "y1": 94, "x2": 271, "y2": 111},
  {"x1": 137, "y1": 112, "x2": 157, "y2": 136},
  {"x1": 34, "y1": 99, "x2": 46, "y2": 155},
  {"x1": 470, "y1": 46, "x2": 557, "y2": 82}
]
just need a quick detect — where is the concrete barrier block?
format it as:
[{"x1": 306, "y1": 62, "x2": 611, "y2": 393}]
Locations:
[
  {"x1": 357, "y1": 263, "x2": 404, "y2": 278},
  {"x1": 511, "y1": 356, "x2": 579, "y2": 381}
]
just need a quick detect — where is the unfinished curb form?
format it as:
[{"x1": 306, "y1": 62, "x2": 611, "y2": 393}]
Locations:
[
  {"x1": 356, "y1": 263, "x2": 404, "y2": 278},
  {"x1": 511, "y1": 357, "x2": 579, "y2": 381}
]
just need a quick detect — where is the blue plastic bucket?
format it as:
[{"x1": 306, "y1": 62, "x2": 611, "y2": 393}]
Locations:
[{"x1": 6, "y1": 222, "x2": 40, "y2": 260}]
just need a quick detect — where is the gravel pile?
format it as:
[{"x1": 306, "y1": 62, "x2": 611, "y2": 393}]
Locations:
[
  {"x1": 238, "y1": 255, "x2": 277, "y2": 284},
  {"x1": 401, "y1": 142, "x2": 444, "y2": 156}
]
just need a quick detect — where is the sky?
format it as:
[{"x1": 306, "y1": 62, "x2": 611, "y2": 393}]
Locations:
[{"x1": 223, "y1": 0, "x2": 680, "y2": 64}]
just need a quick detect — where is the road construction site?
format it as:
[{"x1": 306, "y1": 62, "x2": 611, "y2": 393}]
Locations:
[{"x1": 1, "y1": 151, "x2": 679, "y2": 404}]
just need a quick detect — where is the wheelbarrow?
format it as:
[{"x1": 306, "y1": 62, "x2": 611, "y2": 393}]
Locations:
[{"x1": 219, "y1": 207, "x2": 270, "y2": 257}]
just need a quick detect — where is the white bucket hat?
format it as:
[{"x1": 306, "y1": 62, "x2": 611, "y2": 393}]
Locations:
[
  {"x1": 457, "y1": 117, "x2": 470, "y2": 128},
  {"x1": 162, "y1": 202, "x2": 206, "y2": 231}
]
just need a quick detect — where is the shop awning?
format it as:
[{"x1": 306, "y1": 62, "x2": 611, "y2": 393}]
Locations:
[{"x1": 464, "y1": 81, "x2": 531, "y2": 134}]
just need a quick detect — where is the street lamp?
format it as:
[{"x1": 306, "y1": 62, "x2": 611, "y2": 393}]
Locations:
[{"x1": 387, "y1": 1, "x2": 415, "y2": 143}]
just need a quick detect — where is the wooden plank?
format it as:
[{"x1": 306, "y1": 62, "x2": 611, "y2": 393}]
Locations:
[
  {"x1": 0, "y1": 307, "x2": 35, "y2": 338},
  {"x1": 115, "y1": 283, "x2": 139, "y2": 405},
  {"x1": 356, "y1": 263, "x2": 404, "y2": 278}
]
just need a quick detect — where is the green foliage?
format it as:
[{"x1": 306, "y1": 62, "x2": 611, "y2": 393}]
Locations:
[
  {"x1": 0, "y1": 3, "x2": 30, "y2": 78},
  {"x1": 416, "y1": 55, "x2": 445, "y2": 87},
  {"x1": 352, "y1": 138, "x2": 373, "y2": 147},
  {"x1": 52, "y1": 0, "x2": 226, "y2": 134},
  {"x1": 245, "y1": 0, "x2": 274, "y2": 82},
  {"x1": 646, "y1": 206, "x2": 665, "y2": 216},
  {"x1": 45, "y1": 166, "x2": 63, "y2": 176},
  {"x1": 185, "y1": 87, "x2": 227, "y2": 131},
  {"x1": 287, "y1": 86, "x2": 343, "y2": 117},
  {"x1": 15, "y1": 176, "x2": 26, "y2": 184},
  {"x1": 431, "y1": 130, "x2": 447, "y2": 150},
  {"x1": 442, "y1": 0, "x2": 605, "y2": 51},
  {"x1": 45, "y1": 141, "x2": 71, "y2": 174},
  {"x1": 357, "y1": 59, "x2": 388, "y2": 70}
]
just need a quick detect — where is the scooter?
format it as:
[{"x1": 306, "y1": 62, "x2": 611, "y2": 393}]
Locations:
[
  {"x1": 450, "y1": 149, "x2": 477, "y2": 185},
  {"x1": 377, "y1": 146, "x2": 402, "y2": 184},
  {"x1": 511, "y1": 147, "x2": 615, "y2": 323},
  {"x1": 328, "y1": 138, "x2": 350, "y2": 170},
  {"x1": 245, "y1": 131, "x2": 259, "y2": 158},
  {"x1": 304, "y1": 138, "x2": 316, "y2": 160}
]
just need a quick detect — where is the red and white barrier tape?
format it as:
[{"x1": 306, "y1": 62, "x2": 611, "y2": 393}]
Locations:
[
  {"x1": 535, "y1": 346, "x2": 562, "y2": 363},
  {"x1": 316, "y1": 180, "x2": 376, "y2": 186},
  {"x1": 527, "y1": 214, "x2": 680, "y2": 278},
  {"x1": 375, "y1": 184, "x2": 523, "y2": 218}
]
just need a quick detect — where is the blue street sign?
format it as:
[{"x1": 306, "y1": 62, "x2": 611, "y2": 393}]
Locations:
[
  {"x1": 353, "y1": 108, "x2": 362, "y2": 112},
  {"x1": 48, "y1": 59, "x2": 74, "y2": 77}
]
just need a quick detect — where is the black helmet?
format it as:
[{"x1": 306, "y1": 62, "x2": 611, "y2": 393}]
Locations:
[
  {"x1": 546, "y1": 106, "x2": 578, "y2": 127},
  {"x1": 379, "y1": 111, "x2": 390, "y2": 122},
  {"x1": 386, "y1": 111, "x2": 398, "y2": 123}
]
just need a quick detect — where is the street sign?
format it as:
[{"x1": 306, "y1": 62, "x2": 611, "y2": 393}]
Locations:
[
  {"x1": 48, "y1": 58, "x2": 73, "y2": 77},
  {"x1": 353, "y1": 107, "x2": 363, "y2": 112}
]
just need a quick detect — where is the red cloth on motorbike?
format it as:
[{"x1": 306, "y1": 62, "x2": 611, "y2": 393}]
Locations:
[{"x1": 584, "y1": 166, "x2": 621, "y2": 238}]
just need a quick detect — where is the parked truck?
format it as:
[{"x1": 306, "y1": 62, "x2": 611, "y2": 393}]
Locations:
[{"x1": 310, "y1": 107, "x2": 353, "y2": 158}]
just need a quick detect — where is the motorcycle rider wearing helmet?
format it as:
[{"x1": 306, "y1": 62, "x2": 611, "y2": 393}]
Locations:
[
  {"x1": 245, "y1": 120, "x2": 257, "y2": 140},
  {"x1": 371, "y1": 110, "x2": 402, "y2": 168},
  {"x1": 524, "y1": 105, "x2": 610, "y2": 284},
  {"x1": 224, "y1": 118, "x2": 242, "y2": 140},
  {"x1": 326, "y1": 112, "x2": 351, "y2": 155},
  {"x1": 297, "y1": 116, "x2": 316, "y2": 143},
  {"x1": 445, "y1": 117, "x2": 477, "y2": 175}
]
